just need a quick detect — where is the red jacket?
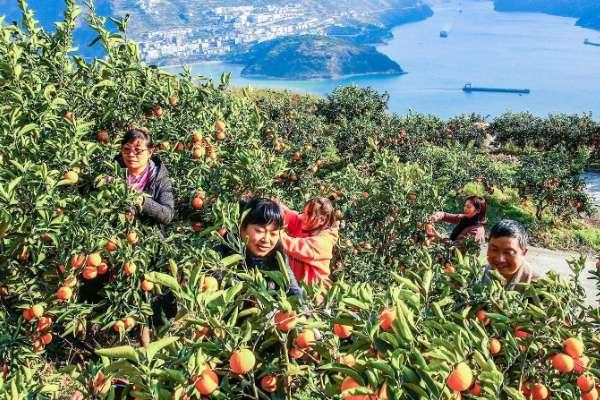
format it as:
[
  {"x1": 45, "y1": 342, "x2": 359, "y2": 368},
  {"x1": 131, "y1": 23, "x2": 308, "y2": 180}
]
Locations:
[{"x1": 280, "y1": 210, "x2": 339, "y2": 285}]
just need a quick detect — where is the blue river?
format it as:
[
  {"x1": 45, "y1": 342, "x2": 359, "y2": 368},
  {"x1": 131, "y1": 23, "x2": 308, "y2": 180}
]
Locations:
[{"x1": 166, "y1": 0, "x2": 600, "y2": 119}]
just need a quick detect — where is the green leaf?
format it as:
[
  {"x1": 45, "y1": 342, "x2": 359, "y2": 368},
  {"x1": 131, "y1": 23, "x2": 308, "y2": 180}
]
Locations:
[
  {"x1": 96, "y1": 345, "x2": 139, "y2": 363},
  {"x1": 145, "y1": 336, "x2": 179, "y2": 362}
]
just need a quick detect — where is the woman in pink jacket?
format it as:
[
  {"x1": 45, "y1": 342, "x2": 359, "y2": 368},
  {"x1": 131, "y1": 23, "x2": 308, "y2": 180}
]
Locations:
[{"x1": 430, "y1": 195, "x2": 487, "y2": 251}]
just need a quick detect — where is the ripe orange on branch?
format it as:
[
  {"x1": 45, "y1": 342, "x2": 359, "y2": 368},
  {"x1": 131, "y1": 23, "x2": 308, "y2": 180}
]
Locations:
[
  {"x1": 274, "y1": 310, "x2": 297, "y2": 332},
  {"x1": 193, "y1": 367, "x2": 219, "y2": 395},
  {"x1": 229, "y1": 349, "x2": 256, "y2": 374},
  {"x1": 295, "y1": 329, "x2": 316, "y2": 349},
  {"x1": 379, "y1": 308, "x2": 396, "y2": 331},
  {"x1": 446, "y1": 362, "x2": 473, "y2": 392},
  {"x1": 563, "y1": 337, "x2": 584, "y2": 358},
  {"x1": 550, "y1": 353, "x2": 574, "y2": 373}
]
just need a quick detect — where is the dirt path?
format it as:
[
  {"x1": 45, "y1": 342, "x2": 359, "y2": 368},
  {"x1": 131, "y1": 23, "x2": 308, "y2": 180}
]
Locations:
[{"x1": 480, "y1": 245, "x2": 598, "y2": 306}]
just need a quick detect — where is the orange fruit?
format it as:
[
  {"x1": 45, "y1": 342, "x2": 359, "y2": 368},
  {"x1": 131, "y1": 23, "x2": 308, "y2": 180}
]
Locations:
[
  {"x1": 563, "y1": 337, "x2": 584, "y2": 358},
  {"x1": 442, "y1": 262, "x2": 455, "y2": 273},
  {"x1": 192, "y1": 196, "x2": 204, "y2": 209},
  {"x1": 64, "y1": 111, "x2": 74, "y2": 122},
  {"x1": 289, "y1": 347, "x2": 303, "y2": 359},
  {"x1": 124, "y1": 261, "x2": 136, "y2": 276},
  {"x1": 31, "y1": 304, "x2": 44, "y2": 318},
  {"x1": 195, "y1": 326, "x2": 209, "y2": 338},
  {"x1": 476, "y1": 309, "x2": 490, "y2": 325},
  {"x1": 97, "y1": 262, "x2": 109, "y2": 275},
  {"x1": 23, "y1": 308, "x2": 34, "y2": 321},
  {"x1": 293, "y1": 151, "x2": 302, "y2": 161},
  {"x1": 215, "y1": 130, "x2": 226, "y2": 141},
  {"x1": 63, "y1": 170, "x2": 79, "y2": 184},
  {"x1": 194, "y1": 367, "x2": 219, "y2": 395},
  {"x1": 123, "y1": 317, "x2": 136, "y2": 330},
  {"x1": 169, "y1": 96, "x2": 178, "y2": 106},
  {"x1": 127, "y1": 232, "x2": 139, "y2": 245},
  {"x1": 37, "y1": 316, "x2": 53, "y2": 332},
  {"x1": 468, "y1": 381, "x2": 481, "y2": 396},
  {"x1": 407, "y1": 194, "x2": 417, "y2": 202},
  {"x1": 577, "y1": 375, "x2": 595, "y2": 392},
  {"x1": 71, "y1": 254, "x2": 86, "y2": 269},
  {"x1": 97, "y1": 130, "x2": 108, "y2": 143},
  {"x1": 333, "y1": 324, "x2": 353, "y2": 339},
  {"x1": 378, "y1": 383, "x2": 388, "y2": 400},
  {"x1": 574, "y1": 356, "x2": 590, "y2": 373},
  {"x1": 531, "y1": 383, "x2": 549, "y2": 400},
  {"x1": 260, "y1": 375, "x2": 278, "y2": 393},
  {"x1": 201, "y1": 276, "x2": 219, "y2": 292},
  {"x1": 582, "y1": 388, "x2": 598, "y2": 400},
  {"x1": 229, "y1": 349, "x2": 256, "y2": 374},
  {"x1": 87, "y1": 253, "x2": 102, "y2": 267},
  {"x1": 82, "y1": 266, "x2": 98, "y2": 280},
  {"x1": 339, "y1": 354, "x2": 356, "y2": 367},
  {"x1": 551, "y1": 353, "x2": 574, "y2": 373},
  {"x1": 41, "y1": 333, "x2": 53, "y2": 345},
  {"x1": 340, "y1": 377, "x2": 371, "y2": 400},
  {"x1": 379, "y1": 308, "x2": 396, "y2": 331},
  {"x1": 446, "y1": 362, "x2": 473, "y2": 392},
  {"x1": 57, "y1": 286, "x2": 72, "y2": 301},
  {"x1": 113, "y1": 321, "x2": 125, "y2": 332},
  {"x1": 140, "y1": 280, "x2": 154, "y2": 292},
  {"x1": 489, "y1": 338, "x2": 501, "y2": 355},
  {"x1": 514, "y1": 326, "x2": 531, "y2": 339},
  {"x1": 295, "y1": 329, "x2": 316, "y2": 349},
  {"x1": 192, "y1": 222, "x2": 203, "y2": 232},
  {"x1": 193, "y1": 132, "x2": 203, "y2": 143},
  {"x1": 215, "y1": 120, "x2": 225, "y2": 131},
  {"x1": 274, "y1": 310, "x2": 297, "y2": 332}
]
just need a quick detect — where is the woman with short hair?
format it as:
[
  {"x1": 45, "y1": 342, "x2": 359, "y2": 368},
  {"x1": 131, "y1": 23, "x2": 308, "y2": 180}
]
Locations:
[{"x1": 117, "y1": 127, "x2": 175, "y2": 227}]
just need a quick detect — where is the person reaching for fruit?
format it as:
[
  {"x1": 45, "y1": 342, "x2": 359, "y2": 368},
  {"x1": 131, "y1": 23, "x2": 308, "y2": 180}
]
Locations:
[
  {"x1": 117, "y1": 127, "x2": 175, "y2": 230},
  {"x1": 481, "y1": 219, "x2": 541, "y2": 292},
  {"x1": 274, "y1": 197, "x2": 339, "y2": 287},
  {"x1": 430, "y1": 195, "x2": 487, "y2": 252},
  {"x1": 217, "y1": 197, "x2": 303, "y2": 297}
]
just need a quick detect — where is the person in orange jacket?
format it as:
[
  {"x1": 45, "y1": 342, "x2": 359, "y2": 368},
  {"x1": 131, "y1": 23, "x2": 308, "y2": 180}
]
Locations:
[{"x1": 275, "y1": 197, "x2": 339, "y2": 286}]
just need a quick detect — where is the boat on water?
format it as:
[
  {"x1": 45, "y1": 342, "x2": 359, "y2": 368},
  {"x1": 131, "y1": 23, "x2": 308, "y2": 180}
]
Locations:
[
  {"x1": 462, "y1": 83, "x2": 530, "y2": 94},
  {"x1": 440, "y1": 30, "x2": 448, "y2": 38},
  {"x1": 584, "y1": 38, "x2": 600, "y2": 47}
]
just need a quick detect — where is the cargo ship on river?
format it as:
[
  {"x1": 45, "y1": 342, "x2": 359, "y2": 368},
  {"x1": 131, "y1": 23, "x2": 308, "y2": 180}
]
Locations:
[
  {"x1": 584, "y1": 39, "x2": 600, "y2": 47},
  {"x1": 462, "y1": 83, "x2": 530, "y2": 94}
]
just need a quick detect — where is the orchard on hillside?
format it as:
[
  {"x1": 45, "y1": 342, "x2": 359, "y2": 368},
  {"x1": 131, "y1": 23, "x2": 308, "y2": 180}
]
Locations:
[{"x1": 0, "y1": 2, "x2": 599, "y2": 400}]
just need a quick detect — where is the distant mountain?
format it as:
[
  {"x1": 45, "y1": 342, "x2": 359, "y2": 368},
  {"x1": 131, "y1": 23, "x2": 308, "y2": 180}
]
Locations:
[
  {"x1": 1, "y1": 0, "x2": 434, "y2": 66},
  {"x1": 493, "y1": 0, "x2": 600, "y2": 30},
  {"x1": 238, "y1": 35, "x2": 403, "y2": 79}
]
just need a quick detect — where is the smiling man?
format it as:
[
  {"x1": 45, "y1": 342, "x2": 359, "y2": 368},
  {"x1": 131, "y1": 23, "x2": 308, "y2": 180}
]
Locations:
[{"x1": 482, "y1": 219, "x2": 541, "y2": 292}]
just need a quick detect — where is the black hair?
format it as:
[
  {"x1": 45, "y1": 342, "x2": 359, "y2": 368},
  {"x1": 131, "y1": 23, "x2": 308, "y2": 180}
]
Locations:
[
  {"x1": 489, "y1": 219, "x2": 528, "y2": 249},
  {"x1": 121, "y1": 127, "x2": 153, "y2": 147},
  {"x1": 240, "y1": 197, "x2": 284, "y2": 229}
]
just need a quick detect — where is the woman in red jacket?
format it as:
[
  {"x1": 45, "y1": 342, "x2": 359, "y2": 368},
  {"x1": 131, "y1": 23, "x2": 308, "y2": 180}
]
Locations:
[
  {"x1": 430, "y1": 195, "x2": 487, "y2": 251},
  {"x1": 276, "y1": 197, "x2": 339, "y2": 286}
]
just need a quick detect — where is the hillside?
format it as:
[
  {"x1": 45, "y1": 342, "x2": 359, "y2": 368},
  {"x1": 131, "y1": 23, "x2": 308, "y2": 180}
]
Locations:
[
  {"x1": 493, "y1": 0, "x2": 600, "y2": 30},
  {"x1": 238, "y1": 35, "x2": 404, "y2": 79}
]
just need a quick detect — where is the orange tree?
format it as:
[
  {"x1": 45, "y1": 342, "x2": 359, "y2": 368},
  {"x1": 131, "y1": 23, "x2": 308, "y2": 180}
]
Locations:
[{"x1": 0, "y1": 2, "x2": 599, "y2": 399}]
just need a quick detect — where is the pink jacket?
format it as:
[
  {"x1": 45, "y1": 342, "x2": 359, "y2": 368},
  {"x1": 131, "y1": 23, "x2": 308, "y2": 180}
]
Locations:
[{"x1": 280, "y1": 210, "x2": 339, "y2": 285}]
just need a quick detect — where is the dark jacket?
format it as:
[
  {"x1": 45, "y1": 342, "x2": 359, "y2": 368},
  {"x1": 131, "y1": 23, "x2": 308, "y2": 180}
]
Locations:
[
  {"x1": 116, "y1": 155, "x2": 175, "y2": 228},
  {"x1": 440, "y1": 212, "x2": 485, "y2": 249},
  {"x1": 216, "y1": 241, "x2": 303, "y2": 298}
]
